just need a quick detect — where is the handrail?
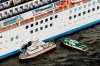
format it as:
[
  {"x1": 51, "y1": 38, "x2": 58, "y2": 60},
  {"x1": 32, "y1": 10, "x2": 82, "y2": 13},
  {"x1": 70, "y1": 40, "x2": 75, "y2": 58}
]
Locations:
[
  {"x1": 0, "y1": 0, "x2": 9, "y2": 3},
  {"x1": 0, "y1": 0, "x2": 33, "y2": 11},
  {"x1": 0, "y1": 0, "x2": 59, "y2": 21}
]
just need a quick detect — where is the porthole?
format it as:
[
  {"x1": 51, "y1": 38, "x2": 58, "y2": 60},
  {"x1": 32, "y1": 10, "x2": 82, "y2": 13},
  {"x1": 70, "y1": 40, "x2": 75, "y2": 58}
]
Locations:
[
  {"x1": 35, "y1": 22, "x2": 38, "y2": 25},
  {"x1": 88, "y1": 3, "x2": 91, "y2": 7},
  {"x1": 83, "y1": 5, "x2": 86, "y2": 8},
  {"x1": 45, "y1": 18, "x2": 48, "y2": 22},
  {"x1": 40, "y1": 20, "x2": 43, "y2": 24},
  {"x1": 97, "y1": 6, "x2": 99, "y2": 9},
  {"x1": 83, "y1": 11, "x2": 86, "y2": 15},
  {"x1": 30, "y1": 30, "x2": 33, "y2": 34},
  {"x1": 0, "y1": 36, "x2": 2, "y2": 38},
  {"x1": 11, "y1": 37, "x2": 14, "y2": 41},
  {"x1": 35, "y1": 28, "x2": 38, "y2": 32},
  {"x1": 45, "y1": 25, "x2": 48, "y2": 28},
  {"x1": 69, "y1": 16, "x2": 72, "y2": 20},
  {"x1": 50, "y1": 17, "x2": 53, "y2": 20},
  {"x1": 88, "y1": 10, "x2": 90, "y2": 13},
  {"x1": 93, "y1": 2, "x2": 95, "y2": 5},
  {"x1": 78, "y1": 13, "x2": 81, "y2": 16},
  {"x1": 31, "y1": 24, "x2": 33, "y2": 27},
  {"x1": 26, "y1": 25, "x2": 28, "y2": 29},
  {"x1": 92, "y1": 8, "x2": 95, "y2": 11},
  {"x1": 16, "y1": 36, "x2": 19, "y2": 39},
  {"x1": 74, "y1": 15, "x2": 76, "y2": 18},
  {"x1": 50, "y1": 23, "x2": 53, "y2": 27},
  {"x1": 55, "y1": 15, "x2": 58, "y2": 18},
  {"x1": 40, "y1": 27, "x2": 43, "y2": 30}
]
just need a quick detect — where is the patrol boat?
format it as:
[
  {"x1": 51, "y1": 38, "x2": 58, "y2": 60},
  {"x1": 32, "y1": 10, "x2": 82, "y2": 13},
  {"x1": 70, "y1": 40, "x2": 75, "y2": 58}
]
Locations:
[
  {"x1": 19, "y1": 39, "x2": 56, "y2": 59},
  {"x1": 60, "y1": 38, "x2": 88, "y2": 52},
  {"x1": 0, "y1": 0, "x2": 100, "y2": 59}
]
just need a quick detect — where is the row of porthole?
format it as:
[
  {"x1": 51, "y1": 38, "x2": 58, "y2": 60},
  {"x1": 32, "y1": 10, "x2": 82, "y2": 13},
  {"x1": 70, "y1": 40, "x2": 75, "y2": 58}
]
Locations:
[
  {"x1": 70, "y1": 1, "x2": 99, "y2": 13},
  {"x1": 0, "y1": 35, "x2": 19, "y2": 44},
  {"x1": 70, "y1": 12, "x2": 99, "y2": 24},
  {"x1": 25, "y1": 15, "x2": 58, "y2": 29},
  {"x1": 69, "y1": 6, "x2": 100, "y2": 20},
  {"x1": 30, "y1": 23, "x2": 53, "y2": 34}
]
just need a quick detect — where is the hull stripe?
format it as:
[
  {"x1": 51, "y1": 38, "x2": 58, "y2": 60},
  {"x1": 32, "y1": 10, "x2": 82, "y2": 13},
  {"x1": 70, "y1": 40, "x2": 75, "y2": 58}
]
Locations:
[{"x1": 0, "y1": 19, "x2": 100, "y2": 59}]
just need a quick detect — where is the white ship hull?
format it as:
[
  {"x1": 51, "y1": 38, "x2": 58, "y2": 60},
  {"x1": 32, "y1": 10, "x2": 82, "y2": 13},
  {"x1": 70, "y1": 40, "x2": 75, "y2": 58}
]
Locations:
[{"x1": 0, "y1": 0, "x2": 100, "y2": 59}]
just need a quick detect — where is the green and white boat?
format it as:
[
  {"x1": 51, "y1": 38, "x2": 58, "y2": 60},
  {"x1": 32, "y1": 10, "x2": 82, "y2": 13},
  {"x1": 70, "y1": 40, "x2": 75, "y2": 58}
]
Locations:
[{"x1": 60, "y1": 38, "x2": 88, "y2": 52}]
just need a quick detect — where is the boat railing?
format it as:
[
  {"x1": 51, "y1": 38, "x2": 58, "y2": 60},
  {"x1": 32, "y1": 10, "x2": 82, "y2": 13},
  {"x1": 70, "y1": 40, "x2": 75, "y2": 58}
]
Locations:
[
  {"x1": 0, "y1": 0, "x2": 33, "y2": 11},
  {"x1": 20, "y1": 17, "x2": 34, "y2": 26},
  {"x1": 0, "y1": 22, "x2": 19, "y2": 33},
  {"x1": 0, "y1": 0, "x2": 9, "y2": 3},
  {"x1": 0, "y1": 0, "x2": 58, "y2": 21},
  {"x1": 54, "y1": 0, "x2": 92, "y2": 13}
]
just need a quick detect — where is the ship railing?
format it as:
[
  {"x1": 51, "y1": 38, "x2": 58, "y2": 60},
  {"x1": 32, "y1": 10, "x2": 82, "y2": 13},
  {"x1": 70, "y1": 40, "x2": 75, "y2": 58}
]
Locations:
[
  {"x1": 0, "y1": 0, "x2": 58, "y2": 21},
  {"x1": 0, "y1": 22, "x2": 19, "y2": 33},
  {"x1": 54, "y1": 0, "x2": 92, "y2": 13},
  {"x1": 0, "y1": 0, "x2": 9, "y2": 3},
  {"x1": 20, "y1": 17, "x2": 34, "y2": 26},
  {"x1": 0, "y1": 0, "x2": 33, "y2": 11}
]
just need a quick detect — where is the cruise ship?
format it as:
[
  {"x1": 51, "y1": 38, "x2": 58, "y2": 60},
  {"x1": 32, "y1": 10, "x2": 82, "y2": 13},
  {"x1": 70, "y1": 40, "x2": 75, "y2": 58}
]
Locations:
[{"x1": 0, "y1": 0, "x2": 100, "y2": 59}]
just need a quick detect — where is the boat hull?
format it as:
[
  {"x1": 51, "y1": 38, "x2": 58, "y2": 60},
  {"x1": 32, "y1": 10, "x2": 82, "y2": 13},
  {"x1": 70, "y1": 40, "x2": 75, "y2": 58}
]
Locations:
[{"x1": 19, "y1": 44, "x2": 56, "y2": 59}]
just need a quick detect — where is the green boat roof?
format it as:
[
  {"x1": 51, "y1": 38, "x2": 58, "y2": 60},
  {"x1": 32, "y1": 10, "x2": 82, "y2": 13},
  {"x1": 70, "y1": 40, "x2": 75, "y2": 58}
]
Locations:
[{"x1": 60, "y1": 38, "x2": 88, "y2": 50}]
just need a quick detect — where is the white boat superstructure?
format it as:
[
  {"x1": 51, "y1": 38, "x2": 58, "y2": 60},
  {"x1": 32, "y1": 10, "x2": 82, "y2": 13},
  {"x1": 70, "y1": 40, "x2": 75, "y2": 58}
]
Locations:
[
  {"x1": 0, "y1": 0, "x2": 100, "y2": 59},
  {"x1": 19, "y1": 40, "x2": 56, "y2": 59}
]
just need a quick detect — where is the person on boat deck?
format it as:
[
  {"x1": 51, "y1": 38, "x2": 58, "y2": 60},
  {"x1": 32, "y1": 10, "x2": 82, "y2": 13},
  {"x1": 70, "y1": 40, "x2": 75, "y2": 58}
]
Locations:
[{"x1": 21, "y1": 41, "x2": 32, "y2": 52}]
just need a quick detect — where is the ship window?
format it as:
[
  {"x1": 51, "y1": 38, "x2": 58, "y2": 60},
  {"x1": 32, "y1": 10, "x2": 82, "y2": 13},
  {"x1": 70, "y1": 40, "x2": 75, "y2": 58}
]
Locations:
[
  {"x1": 45, "y1": 18, "x2": 48, "y2": 22},
  {"x1": 83, "y1": 11, "x2": 86, "y2": 15},
  {"x1": 16, "y1": 36, "x2": 18, "y2": 39},
  {"x1": 93, "y1": 2, "x2": 95, "y2": 5},
  {"x1": 0, "y1": 42, "x2": 2, "y2": 44},
  {"x1": 26, "y1": 25, "x2": 28, "y2": 29},
  {"x1": 78, "y1": 13, "x2": 81, "y2": 16},
  {"x1": 20, "y1": 6, "x2": 23, "y2": 9},
  {"x1": 69, "y1": 16, "x2": 72, "y2": 20},
  {"x1": 74, "y1": 15, "x2": 76, "y2": 18},
  {"x1": 15, "y1": 8, "x2": 18, "y2": 11},
  {"x1": 11, "y1": 37, "x2": 14, "y2": 41},
  {"x1": 35, "y1": 28, "x2": 38, "y2": 32},
  {"x1": 97, "y1": 6, "x2": 99, "y2": 9},
  {"x1": 88, "y1": 10, "x2": 90, "y2": 13},
  {"x1": 92, "y1": 8, "x2": 95, "y2": 11},
  {"x1": 83, "y1": 5, "x2": 86, "y2": 8},
  {"x1": 50, "y1": 23, "x2": 53, "y2": 27},
  {"x1": 10, "y1": 9, "x2": 13, "y2": 13},
  {"x1": 40, "y1": 20, "x2": 43, "y2": 24},
  {"x1": 35, "y1": 22, "x2": 38, "y2": 25},
  {"x1": 45, "y1": 25, "x2": 48, "y2": 28},
  {"x1": 74, "y1": 8, "x2": 77, "y2": 11},
  {"x1": 88, "y1": 3, "x2": 91, "y2": 7},
  {"x1": 79, "y1": 7, "x2": 81, "y2": 10},
  {"x1": 55, "y1": 15, "x2": 58, "y2": 18},
  {"x1": 40, "y1": 27, "x2": 43, "y2": 30},
  {"x1": 35, "y1": 1, "x2": 38, "y2": 5},
  {"x1": 98, "y1": 0, "x2": 100, "y2": 3},
  {"x1": 30, "y1": 30, "x2": 33, "y2": 34},
  {"x1": 31, "y1": 24, "x2": 33, "y2": 27},
  {"x1": 0, "y1": 36, "x2": 2, "y2": 38},
  {"x1": 70, "y1": 10, "x2": 72, "y2": 13},
  {"x1": 50, "y1": 17, "x2": 53, "y2": 20}
]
